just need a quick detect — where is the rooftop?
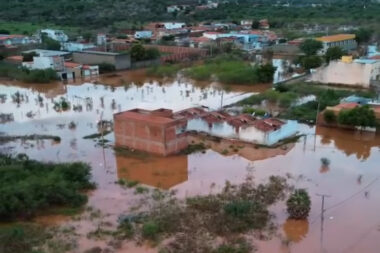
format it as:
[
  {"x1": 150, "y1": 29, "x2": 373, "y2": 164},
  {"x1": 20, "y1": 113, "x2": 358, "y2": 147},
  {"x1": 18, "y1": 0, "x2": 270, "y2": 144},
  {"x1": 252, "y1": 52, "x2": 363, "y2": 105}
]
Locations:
[
  {"x1": 74, "y1": 50, "x2": 124, "y2": 56},
  {"x1": 316, "y1": 34, "x2": 355, "y2": 43},
  {"x1": 23, "y1": 49, "x2": 70, "y2": 57},
  {"x1": 114, "y1": 108, "x2": 179, "y2": 125}
]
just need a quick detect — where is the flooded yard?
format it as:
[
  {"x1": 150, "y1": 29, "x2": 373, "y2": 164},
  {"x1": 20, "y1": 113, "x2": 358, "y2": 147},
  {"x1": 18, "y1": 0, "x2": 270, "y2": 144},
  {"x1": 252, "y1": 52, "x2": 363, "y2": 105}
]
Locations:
[{"x1": 1, "y1": 71, "x2": 380, "y2": 253}]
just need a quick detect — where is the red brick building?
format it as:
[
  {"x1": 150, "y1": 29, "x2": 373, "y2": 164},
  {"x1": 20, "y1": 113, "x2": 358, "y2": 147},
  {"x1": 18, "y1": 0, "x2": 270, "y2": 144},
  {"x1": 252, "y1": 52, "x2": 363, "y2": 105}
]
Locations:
[{"x1": 114, "y1": 108, "x2": 188, "y2": 156}]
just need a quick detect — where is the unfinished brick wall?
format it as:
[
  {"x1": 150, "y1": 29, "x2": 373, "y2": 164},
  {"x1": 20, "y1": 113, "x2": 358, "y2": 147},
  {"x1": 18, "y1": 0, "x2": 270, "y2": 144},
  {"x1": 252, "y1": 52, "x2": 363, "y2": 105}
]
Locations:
[{"x1": 114, "y1": 111, "x2": 188, "y2": 156}]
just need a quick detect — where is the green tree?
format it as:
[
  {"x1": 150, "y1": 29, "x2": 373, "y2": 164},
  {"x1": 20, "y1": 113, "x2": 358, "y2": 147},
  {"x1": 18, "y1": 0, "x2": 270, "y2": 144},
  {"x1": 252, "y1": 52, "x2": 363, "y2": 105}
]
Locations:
[
  {"x1": 325, "y1": 46, "x2": 345, "y2": 63},
  {"x1": 300, "y1": 39, "x2": 323, "y2": 56},
  {"x1": 130, "y1": 43, "x2": 146, "y2": 61},
  {"x1": 256, "y1": 63, "x2": 277, "y2": 83},
  {"x1": 337, "y1": 105, "x2": 377, "y2": 127},
  {"x1": 286, "y1": 189, "x2": 311, "y2": 219},
  {"x1": 323, "y1": 110, "x2": 336, "y2": 123},
  {"x1": 41, "y1": 34, "x2": 61, "y2": 50},
  {"x1": 354, "y1": 28, "x2": 373, "y2": 44},
  {"x1": 301, "y1": 55, "x2": 323, "y2": 70},
  {"x1": 144, "y1": 48, "x2": 160, "y2": 60}
]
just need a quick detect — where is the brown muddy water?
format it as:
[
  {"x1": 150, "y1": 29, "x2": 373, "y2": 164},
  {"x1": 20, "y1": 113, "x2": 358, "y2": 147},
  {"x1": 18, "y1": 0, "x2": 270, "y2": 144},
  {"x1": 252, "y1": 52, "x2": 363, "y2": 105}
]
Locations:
[{"x1": 1, "y1": 71, "x2": 380, "y2": 253}]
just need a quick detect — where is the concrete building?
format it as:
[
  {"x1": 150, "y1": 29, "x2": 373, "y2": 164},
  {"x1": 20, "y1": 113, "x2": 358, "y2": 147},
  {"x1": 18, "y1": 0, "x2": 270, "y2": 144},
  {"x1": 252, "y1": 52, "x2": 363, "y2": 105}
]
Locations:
[
  {"x1": 72, "y1": 51, "x2": 131, "y2": 70},
  {"x1": 114, "y1": 107, "x2": 299, "y2": 156},
  {"x1": 40, "y1": 29, "x2": 69, "y2": 43},
  {"x1": 310, "y1": 56, "x2": 380, "y2": 88},
  {"x1": 183, "y1": 110, "x2": 298, "y2": 146},
  {"x1": 97, "y1": 33, "x2": 107, "y2": 46},
  {"x1": 63, "y1": 42, "x2": 96, "y2": 52},
  {"x1": 316, "y1": 34, "x2": 357, "y2": 54},
  {"x1": 114, "y1": 109, "x2": 188, "y2": 156},
  {"x1": 134, "y1": 31, "x2": 153, "y2": 39},
  {"x1": 0, "y1": 34, "x2": 34, "y2": 46}
]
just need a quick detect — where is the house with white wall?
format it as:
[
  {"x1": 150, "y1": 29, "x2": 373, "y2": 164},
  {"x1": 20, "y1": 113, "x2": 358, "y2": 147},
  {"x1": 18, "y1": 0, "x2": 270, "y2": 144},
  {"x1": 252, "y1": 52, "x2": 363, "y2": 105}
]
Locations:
[
  {"x1": 40, "y1": 29, "x2": 69, "y2": 43},
  {"x1": 134, "y1": 31, "x2": 153, "y2": 39},
  {"x1": 177, "y1": 109, "x2": 298, "y2": 146},
  {"x1": 310, "y1": 56, "x2": 380, "y2": 88}
]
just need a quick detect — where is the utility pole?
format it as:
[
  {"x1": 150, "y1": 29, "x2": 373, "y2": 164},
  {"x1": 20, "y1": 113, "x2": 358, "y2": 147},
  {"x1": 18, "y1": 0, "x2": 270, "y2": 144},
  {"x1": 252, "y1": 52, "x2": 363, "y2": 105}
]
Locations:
[
  {"x1": 316, "y1": 193, "x2": 331, "y2": 253},
  {"x1": 314, "y1": 100, "x2": 320, "y2": 151}
]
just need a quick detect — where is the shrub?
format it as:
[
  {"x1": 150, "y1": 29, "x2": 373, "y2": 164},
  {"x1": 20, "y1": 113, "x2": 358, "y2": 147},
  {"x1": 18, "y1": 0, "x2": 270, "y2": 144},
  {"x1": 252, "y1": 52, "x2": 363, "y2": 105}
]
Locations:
[
  {"x1": 142, "y1": 221, "x2": 160, "y2": 240},
  {"x1": 0, "y1": 154, "x2": 94, "y2": 221},
  {"x1": 98, "y1": 62, "x2": 116, "y2": 73},
  {"x1": 337, "y1": 105, "x2": 377, "y2": 128},
  {"x1": 286, "y1": 189, "x2": 311, "y2": 219},
  {"x1": 323, "y1": 110, "x2": 336, "y2": 124}
]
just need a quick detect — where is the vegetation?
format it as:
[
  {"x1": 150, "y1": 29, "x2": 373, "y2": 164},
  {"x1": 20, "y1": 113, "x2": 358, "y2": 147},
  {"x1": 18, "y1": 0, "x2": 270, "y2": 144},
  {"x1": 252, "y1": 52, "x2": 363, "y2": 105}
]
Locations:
[
  {"x1": 180, "y1": 143, "x2": 207, "y2": 155},
  {"x1": 0, "y1": 154, "x2": 94, "y2": 221},
  {"x1": 337, "y1": 105, "x2": 377, "y2": 128},
  {"x1": 116, "y1": 176, "x2": 289, "y2": 251},
  {"x1": 129, "y1": 44, "x2": 160, "y2": 62},
  {"x1": 354, "y1": 28, "x2": 373, "y2": 44},
  {"x1": 98, "y1": 63, "x2": 116, "y2": 74},
  {"x1": 0, "y1": 224, "x2": 50, "y2": 253},
  {"x1": 184, "y1": 55, "x2": 276, "y2": 85},
  {"x1": 0, "y1": 1, "x2": 379, "y2": 34},
  {"x1": 240, "y1": 83, "x2": 376, "y2": 123},
  {"x1": 146, "y1": 64, "x2": 183, "y2": 78},
  {"x1": 242, "y1": 107, "x2": 267, "y2": 116},
  {"x1": 325, "y1": 46, "x2": 345, "y2": 63},
  {"x1": 41, "y1": 33, "x2": 61, "y2": 50},
  {"x1": 299, "y1": 39, "x2": 323, "y2": 56},
  {"x1": 323, "y1": 110, "x2": 337, "y2": 124},
  {"x1": 0, "y1": 63, "x2": 58, "y2": 83},
  {"x1": 286, "y1": 189, "x2": 311, "y2": 220},
  {"x1": 83, "y1": 130, "x2": 112, "y2": 139},
  {"x1": 0, "y1": 134, "x2": 61, "y2": 144}
]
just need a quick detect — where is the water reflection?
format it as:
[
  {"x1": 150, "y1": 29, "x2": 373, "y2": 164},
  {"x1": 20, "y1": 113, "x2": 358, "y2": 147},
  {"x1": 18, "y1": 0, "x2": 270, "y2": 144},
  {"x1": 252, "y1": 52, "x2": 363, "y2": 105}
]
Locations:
[
  {"x1": 283, "y1": 219, "x2": 309, "y2": 243},
  {"x1": 116, "y1": 155, "x2": 188, "y2": 189},
  {"x1": 316, "y1": 127, "x2": 380, "y2": 160}
]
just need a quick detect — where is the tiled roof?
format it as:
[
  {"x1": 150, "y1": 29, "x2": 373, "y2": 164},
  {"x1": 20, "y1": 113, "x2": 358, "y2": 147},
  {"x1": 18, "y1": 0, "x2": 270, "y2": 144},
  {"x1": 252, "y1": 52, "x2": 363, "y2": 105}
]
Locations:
[{"x1": 316, "y1": 34, "x2": 355, "y2": 43}]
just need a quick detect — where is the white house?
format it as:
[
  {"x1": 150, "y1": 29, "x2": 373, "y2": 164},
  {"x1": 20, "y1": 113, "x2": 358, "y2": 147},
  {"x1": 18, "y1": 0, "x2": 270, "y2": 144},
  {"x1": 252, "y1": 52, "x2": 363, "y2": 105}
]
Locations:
[
  {"x1": 185, "y1": 115, "x2": 298, "y2": 146},
  {"x1": 310, "y1": 56, "x2": 380, "y2": 88},
  {"x1": 40, "y1": 29, "x2": 69, "y2": 43},
  {"x1": 63, "y1": 42, "x2": 95, "y2": 52},
  {"x1": 134, "y1": 31, "x2": 153, "y2": 39},
  {"x1": 163, "y1": 22, "x2": 186, "y2": 30},
  {"x1": 0, "y1": 35, "x2": 33, "y2": 46}
]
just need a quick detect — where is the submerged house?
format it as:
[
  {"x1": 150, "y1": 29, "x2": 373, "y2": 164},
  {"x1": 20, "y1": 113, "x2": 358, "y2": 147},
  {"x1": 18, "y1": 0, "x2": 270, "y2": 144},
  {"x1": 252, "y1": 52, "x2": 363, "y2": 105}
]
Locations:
[
  {"x1": 181, "y1": 109, "x2": 298, "y2": 146},
  {"x1": 114, "y1": 109, "x2": 188, "y2": 156},
  {"x1": 114, "y1": 107, "x2": 298, "y2": 156}
]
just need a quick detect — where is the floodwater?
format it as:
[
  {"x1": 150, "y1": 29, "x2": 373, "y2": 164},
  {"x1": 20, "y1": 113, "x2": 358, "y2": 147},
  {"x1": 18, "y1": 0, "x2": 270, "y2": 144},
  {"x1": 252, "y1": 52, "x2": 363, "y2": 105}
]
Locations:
[{"x1": 1, "y1": 71, "x2": 380, "y2": 253}]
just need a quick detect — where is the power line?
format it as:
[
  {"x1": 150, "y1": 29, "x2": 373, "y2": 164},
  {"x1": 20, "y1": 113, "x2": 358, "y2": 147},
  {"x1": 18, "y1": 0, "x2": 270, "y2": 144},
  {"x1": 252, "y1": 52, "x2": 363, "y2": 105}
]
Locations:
[{"x1": 310, "y1": 177, "x2": 379, "y2": 225}]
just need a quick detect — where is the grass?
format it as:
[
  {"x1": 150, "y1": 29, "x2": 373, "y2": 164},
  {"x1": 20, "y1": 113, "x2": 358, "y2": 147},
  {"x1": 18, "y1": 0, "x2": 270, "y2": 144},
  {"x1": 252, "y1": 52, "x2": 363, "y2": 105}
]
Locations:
[
  {"x1": 146, "y1": 64, "x2": 183, "y2": 78},
  {"x1": 0, "y1": 21, "x2": 80, "y2": 36},
  {"x1": 0, "y1": 63, "x2": 58, "y2": 83},
  {"x1": 180, "y1": 143, "x2": 207, "y2": 155}
]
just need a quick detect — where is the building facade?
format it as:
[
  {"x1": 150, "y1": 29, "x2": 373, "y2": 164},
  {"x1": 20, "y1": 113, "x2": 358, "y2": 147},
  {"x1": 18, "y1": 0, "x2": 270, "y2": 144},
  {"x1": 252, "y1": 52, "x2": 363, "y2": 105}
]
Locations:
[
  {"x1": 310, "y1": 57, "x2": 380, "y2": 88},
  {"x1": 114, "y1": 109, "x2": 188, "y2": 156},
  {"x1": 72, "y1": 51, "x2": 131, "y2": 70},
  {"x1": 316, "y1": 34, "x2": 357, "y2": 54}
]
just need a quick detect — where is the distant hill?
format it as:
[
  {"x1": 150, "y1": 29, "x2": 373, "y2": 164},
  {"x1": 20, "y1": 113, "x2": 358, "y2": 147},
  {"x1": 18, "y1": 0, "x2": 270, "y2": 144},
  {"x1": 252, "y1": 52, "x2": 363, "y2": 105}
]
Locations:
[{"x1": 0, "y1": 0, "x2": 379, "y2": 31}]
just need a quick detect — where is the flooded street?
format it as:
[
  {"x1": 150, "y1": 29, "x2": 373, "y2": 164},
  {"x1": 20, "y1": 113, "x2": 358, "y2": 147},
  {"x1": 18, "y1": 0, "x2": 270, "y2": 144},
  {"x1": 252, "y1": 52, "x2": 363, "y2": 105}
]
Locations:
[{"x1": 1, "y1": 71, "x2": 380, "y2": 253}]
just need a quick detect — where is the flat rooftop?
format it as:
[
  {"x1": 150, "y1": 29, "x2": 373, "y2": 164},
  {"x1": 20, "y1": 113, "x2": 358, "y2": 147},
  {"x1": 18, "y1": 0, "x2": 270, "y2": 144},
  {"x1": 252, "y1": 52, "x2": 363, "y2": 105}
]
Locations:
[
  {"x1": 23, "y1": 49, "x2": 70, "y2": 57},
  {"x1": 316, "y1": 34, "x2": 355, "y2": 43},
  {"x1": 114, "y1": 108, "x2": 178, "y2": 125},
  {"x1": 75, "y1": 50, "x2": 126, "y2": 56}
]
